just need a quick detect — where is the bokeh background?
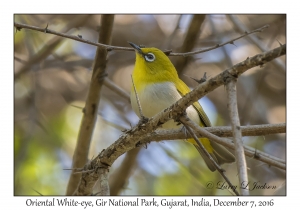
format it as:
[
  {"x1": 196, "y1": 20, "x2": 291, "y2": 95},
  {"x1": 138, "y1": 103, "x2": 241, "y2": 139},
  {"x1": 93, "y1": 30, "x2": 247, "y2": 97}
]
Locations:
[{"x1": 14, "y1": 14, "x2": 286, "y2": 195}]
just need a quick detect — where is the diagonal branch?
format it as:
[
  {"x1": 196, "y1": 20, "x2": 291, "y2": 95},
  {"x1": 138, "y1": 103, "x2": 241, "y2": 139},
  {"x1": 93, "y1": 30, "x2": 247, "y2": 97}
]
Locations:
[
  {"x1": 66, "y1": 15, "x2": 115, "y2": 195},
  {"x1": 226, "y1": 79, "x2": 249, "y2": 195},
  {"x1": 103, "y1": 78, "x2": 130, "y2": 103},
  {"x1": 72, "y1": 44, "x2": 285, "y2": 195},
  {"x1": 180, "y1": 116, "x2": 240, "y2": 196},
  {"x1": 168, "y1": 116, "x2": 285, "y2": 171}
]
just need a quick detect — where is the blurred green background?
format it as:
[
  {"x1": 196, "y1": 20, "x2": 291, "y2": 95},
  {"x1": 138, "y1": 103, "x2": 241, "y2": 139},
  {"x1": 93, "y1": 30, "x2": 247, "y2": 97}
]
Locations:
[{"x1": 14, "y1": 14, "x2": 286, "y2": 195}]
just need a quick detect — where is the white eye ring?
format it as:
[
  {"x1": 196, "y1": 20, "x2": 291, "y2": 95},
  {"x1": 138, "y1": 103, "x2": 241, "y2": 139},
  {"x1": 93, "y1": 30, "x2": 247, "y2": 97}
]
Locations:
[{"x1": 145, "y1": 53, "x2": 155, "y2": 62}]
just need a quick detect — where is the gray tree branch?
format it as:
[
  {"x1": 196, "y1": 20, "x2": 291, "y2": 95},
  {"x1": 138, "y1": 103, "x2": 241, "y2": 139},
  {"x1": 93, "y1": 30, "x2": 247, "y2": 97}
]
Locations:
[
  {"x1": 94, "y1": 168, "x2": 110, "y2": 196},
  {"x1": 180, "y1": 115, "x2": 240, "y2": 196},
  {"x1": 140, "y1": 123, "x2": 286, "y2": 141},
  {"x1": 226, "y1": 79, "x2": 249, "y2": 195},
  {"x1": 170, "y1": 117, "x2": 285, "y2": 170},
  {"x1": 72, "y1": 44, "x2": 285, "y2": 195},
  {"x1": 66, "y1": 15, "x2": 114, "y2": 195}
]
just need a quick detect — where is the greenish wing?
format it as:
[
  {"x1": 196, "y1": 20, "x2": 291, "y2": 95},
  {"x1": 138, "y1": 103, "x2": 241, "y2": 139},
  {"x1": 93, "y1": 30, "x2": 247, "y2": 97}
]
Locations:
[{"x1": 176, "y1": 79, "x2": 211, "y2": 127}]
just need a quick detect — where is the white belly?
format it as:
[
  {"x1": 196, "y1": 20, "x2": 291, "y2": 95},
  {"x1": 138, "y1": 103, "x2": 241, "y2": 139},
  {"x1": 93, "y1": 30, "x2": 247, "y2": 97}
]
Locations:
[{"x1": 131, "y1": 82, "x2": 200, "y2": 129}]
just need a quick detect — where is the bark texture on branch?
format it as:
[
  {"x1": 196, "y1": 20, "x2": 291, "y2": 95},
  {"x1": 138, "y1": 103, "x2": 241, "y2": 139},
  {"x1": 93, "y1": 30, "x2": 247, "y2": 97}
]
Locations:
[
  {"x1": 226, "y1": 79, "x2": 249, "y2": 195},
  {"x1": 140, "y1": 123, "x2": 286, "y2": 142},
  {"x1": 73, "y1": 44, "x2": 286, "y2": 195},
  {"x1": 66, "y1": 15, "x2": 115, "y2": 195}
]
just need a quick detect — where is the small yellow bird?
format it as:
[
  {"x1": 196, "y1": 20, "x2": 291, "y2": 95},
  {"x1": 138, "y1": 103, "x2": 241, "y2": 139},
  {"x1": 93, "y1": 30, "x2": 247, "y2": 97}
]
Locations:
[{"x1": 129, "y1": 42, "x2": 235, "y2": 171}]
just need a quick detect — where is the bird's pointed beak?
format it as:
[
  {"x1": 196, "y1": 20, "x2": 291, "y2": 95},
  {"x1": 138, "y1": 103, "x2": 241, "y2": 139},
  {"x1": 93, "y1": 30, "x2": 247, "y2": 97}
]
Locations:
[{"x1": 128, "y1": 42, "x2": 143, "y2": 55}]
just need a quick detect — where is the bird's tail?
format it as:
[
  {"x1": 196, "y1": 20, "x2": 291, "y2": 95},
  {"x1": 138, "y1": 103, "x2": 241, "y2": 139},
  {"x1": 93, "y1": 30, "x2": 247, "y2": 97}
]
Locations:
[{"x1": 194, "y1": 139, "x2": 235, "y2": 172}]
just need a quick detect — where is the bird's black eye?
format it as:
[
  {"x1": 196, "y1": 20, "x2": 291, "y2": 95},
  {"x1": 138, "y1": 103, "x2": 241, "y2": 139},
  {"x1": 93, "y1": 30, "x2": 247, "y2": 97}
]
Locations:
[{"x1": 145, "y1": 53, "x2": 155, "y2": 62}]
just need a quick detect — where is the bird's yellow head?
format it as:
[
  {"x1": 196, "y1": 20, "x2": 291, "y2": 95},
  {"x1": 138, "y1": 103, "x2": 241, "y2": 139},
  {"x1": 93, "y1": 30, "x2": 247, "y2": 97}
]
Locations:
[{"x1": 129, "y1": 42, "x2": 179, "y2": 86}]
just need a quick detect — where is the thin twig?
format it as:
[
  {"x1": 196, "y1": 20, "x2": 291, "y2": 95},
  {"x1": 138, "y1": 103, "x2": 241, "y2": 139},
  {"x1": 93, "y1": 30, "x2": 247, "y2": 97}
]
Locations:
[
  {"x1": 228, "y1": 15, "x2": 285, "y2": 72},
  {"x1": 14, "y1": 56, "x2": 27, "y2": 64},
  {"x1": 103, "y1": 78, "x2": 130, "y2": 102},
  {"x1": 14, "y1": 22, "x2": 133, "y2": 52},
  {"x1": 180, "y1": 116, "x2": 240, "y2": 196},
  {"x1": 31, "y1": 188, "x2": 43, "y2": 196},
  {"x1": 226, "y1": 79, "x2": 249, "y2": 195},
  {"x1": 173, "y1": 116, "x2": 285, "y2": 170},
  {"x1": 131, "y1": 75, "x2": 146, "y2": 120},
  {"x1": 73, "y1": 44, "x2": 285, "y2": 195},
  {"x1": 73, "y1": 169, "x2": 95, "y2": 174},
  {"x1": 180, "y1": 116, "x2": 222, "y2": 172},
  {"x1": 208, "y1": 15, "x2": 233, "y2": 66},
  {"x1": 170, "y1": 24, "x2": 269, "y2": 57},
  {"x1": 14, "y1": 22, "x2": 270, "y2": 57},
  {"x1": 14, "y1": 16, "x2": 90, "y2": 79},
  {"x1": 184, "y1": 72, "x2": 208, "y2": 84}
]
